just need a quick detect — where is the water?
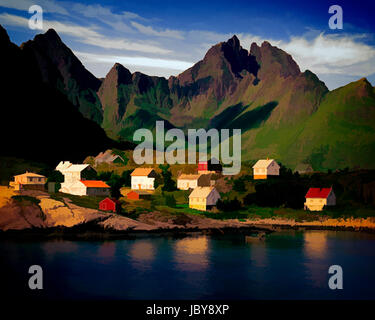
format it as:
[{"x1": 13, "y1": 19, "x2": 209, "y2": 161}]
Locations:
[{"x1": 1, "y1": 230, "x2": 374, "y2": 300}]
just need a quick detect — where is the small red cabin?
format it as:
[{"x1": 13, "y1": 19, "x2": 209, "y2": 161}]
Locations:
[
  {"x1": 127, "y1": 190, "x2": 152, "y2": 200},
  {"x1": 198, "y1": 161, "x2": 208, "y2": 171},
  {"x1": 99, "y1": 198, "x2": 119, "y2": 212}
]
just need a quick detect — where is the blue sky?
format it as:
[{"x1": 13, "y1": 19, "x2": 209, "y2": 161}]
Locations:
[{"x1": 0, "y1": 0, "x2": 374, "y2": 89}]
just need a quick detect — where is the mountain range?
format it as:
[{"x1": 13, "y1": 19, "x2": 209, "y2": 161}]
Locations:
[
  {"x1": 0, "y1": 25, "x2": 131, "y2": 166},
  {"x1": 2, "y1": 25, "x2": 375, "y2": 170}
]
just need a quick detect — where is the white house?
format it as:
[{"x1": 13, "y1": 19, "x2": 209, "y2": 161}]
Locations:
[
  {"x1": 177, "y1": 173, "x2": 211, "y2": 190},
  {"x1": 131, "y1": 168, "x2": 156, "y2": 190},
  {"x1": 252, "y1": 159, "x2": 280, "y2": 179},
  {"x1": 189, "y1": 186, "x2": 221, "y2": 211},
  {"x1": 55, "y1": 161, "x2": 108, "y2": 196},
  {"x1": 94, "y1": 150, "x2": 125, "y2": 166}
]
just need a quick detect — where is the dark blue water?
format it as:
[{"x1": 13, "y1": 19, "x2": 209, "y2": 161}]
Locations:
[{"x1": 1, "y1": 230, "x2": 374, "y2": 300}]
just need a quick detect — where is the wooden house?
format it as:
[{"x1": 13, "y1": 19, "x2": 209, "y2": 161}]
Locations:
[
  {"x1": 80, "y1": 180, "x2": 110, "y2": 197},
  {"x1": 94, "y1": 150, "x2": 125, "y2": 166},
  {"x1": 131, "y1": 168, "x2": 156, "y2": 190},
  {"x1": 10, "y1": 172, "x2": 47, "y2": 190},
  {"x1": 198, "y1": 158, "x2": 222, "y2": 174},
  {"x1": 295, "y1": 164, "x2": 314, "y2": 174},
  {"x1": 177, "y1": 173, "x2": 211, "y2": 190},
  {"x1": 99, "y1": 198, "x2": 120, "y2": 212},
  {"x1": 304, "y1": 187, "x2": 336, "y2": 211},
  {"x1": 252, "y1": 159, "x2": 280, "y2": 179},
  {"x1": 127, "y1": 190, "x2": 153, "y2": 200},
  {"x1": 189, "y1": 186, "x2": 220, "y2": 211},
  {"x1": 55, "y1": 161, "x2": 109, "y2": 196}
]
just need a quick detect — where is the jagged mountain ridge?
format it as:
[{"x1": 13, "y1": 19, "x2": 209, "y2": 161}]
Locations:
[
  {"x1": 21, "y1": 29, "x2": 103, "y2": 123},
  {"x1": 5, "y1": 26, "x2": 375, "y2": 170},
  {"x1": 0, "y1": 25, "x2": 132, "y2": 165}
]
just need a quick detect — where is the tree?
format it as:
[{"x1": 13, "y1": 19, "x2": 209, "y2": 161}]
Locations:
[
  {"x1": 159, "y1": 164, "x2": 176, "y2": 191},
  {"x1": 279, "y1": 163, "x2": 293, "y2": 177},
  {"x1": 107, "y1": 172, "x2": 122, "y2": 199},
  {"x1": 45, "y1": 170, "x2": 64, "y2": 192},
  {"x1": 233, "y1": 178, "x2": 246, "y2": 192},
  {"x1": 217, "y1": 198, "x2": 242, "y2": 211},
  {"x1": 121, "y1": 170, "x2": 132, "y2": 187}
]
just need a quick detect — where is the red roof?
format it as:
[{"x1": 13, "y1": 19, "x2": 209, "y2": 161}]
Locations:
[
  {"x1": 305, "y1": 187, "x2": 332, "y2": 199},
  {"x1": 80, "y1": 180, "x2": 110, "y2": 188},
  {"x1": 100, "y1": 198, "x2": 120, "y2": 205}
]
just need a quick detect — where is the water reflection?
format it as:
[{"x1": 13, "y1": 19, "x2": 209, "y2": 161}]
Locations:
[
  {"x1": 174, "y1": 236, "x2": 210, "y2": 271},
  {"x1": 304, "y1": 231, "x2": 328, "y2": 260},
  {"x1": 42, "y1": 240, "x2": 78, "y2": 257},
  {"x1": 128, "y1": 240, "x2": 156, "y2": 271},
  {"x1": 303, "y1": 231, "x2": 329, "y2": 288},
  {"x1": 247, "y1": 240, "x2": 267, "y2": 268},
  {"x1": 97, "y1": 241, "x2": 116, "y2": 263}
]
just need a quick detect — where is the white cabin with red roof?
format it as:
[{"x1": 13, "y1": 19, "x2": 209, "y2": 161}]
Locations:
[
  {"x1": 131, "y1": 168, "x2": 156, "y2": 190},
  {"x1": 304, "y1": 187, "x2": 336, "y2": 211},
  {"x1": 55, "y1": 161, "x2": 109, "y2": 196}
]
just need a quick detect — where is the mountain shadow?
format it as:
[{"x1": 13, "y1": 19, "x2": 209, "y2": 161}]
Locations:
[{"x1": 210, "y1": 101, "x2": 278, "y2": 133}]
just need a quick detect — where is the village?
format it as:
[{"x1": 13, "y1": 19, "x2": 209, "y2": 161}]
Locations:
[{"x1": 6, "y1": 151, "x2": 338, "y2": 217}]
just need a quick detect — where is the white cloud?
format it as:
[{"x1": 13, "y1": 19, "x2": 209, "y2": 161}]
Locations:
[
  {"x1": 130, "y1": 21, "x2": 184, "y2": 39},
  {"x1": 0, "y1": 13, "x2": 171, "y2": 54},
  {"x1": 0, "y1": 0, "x2": 68, "y2": 15},
  {"x1": 280, "y1": 33, "x2": 375, "y2": 76},
  {"x1": 1, "y1": 1, "x2": 375, "y2": 89},
  {"x1": 81, "y1": 37, "x2": 171, "y2": 54},
  {"x1": 75, "y1": 51, "x2": 193, "y2": 71},
  {"x1": 122, "y1": 11, "x2": 149, "y2": 21}
]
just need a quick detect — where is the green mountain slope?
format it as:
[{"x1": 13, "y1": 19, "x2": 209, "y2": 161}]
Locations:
[
  {"x1": 291, "y1": 78, "x2": 375, "y2": 170},
  {"x1": 4, "y1": 26, "x2": 375, "y2": 170}
]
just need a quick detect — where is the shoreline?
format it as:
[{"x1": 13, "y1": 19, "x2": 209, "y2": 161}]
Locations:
[
  {"x1": 1, "y1": 188, "x2": 375, "y2": 239},
  {"x1": 1, "y1": 217, "x2": 375, "y2": 241}
]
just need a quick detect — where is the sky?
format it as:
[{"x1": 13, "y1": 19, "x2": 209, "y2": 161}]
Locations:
[{"x1": 0, "y1": 0, "x2": 374, "y2": 89}]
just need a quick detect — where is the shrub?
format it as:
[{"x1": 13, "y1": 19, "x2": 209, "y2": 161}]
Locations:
[
  {"x1": 159, "y1": 164, "x2": 177, "y2": 191},
  {"x1": 217, "y1": 198, "x2": 242, "y2": 211},
  {"x1": 165, "y1": 194, "x2": 176, "y2": 208}
]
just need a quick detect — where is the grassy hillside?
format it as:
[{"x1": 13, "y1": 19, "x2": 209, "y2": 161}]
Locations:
[
  {"x1": 239, "y1": 78, "x2": 375, "y2": 171},
  {"x1": 290, "y1": 78, "x2": 375, "y2": 170}
]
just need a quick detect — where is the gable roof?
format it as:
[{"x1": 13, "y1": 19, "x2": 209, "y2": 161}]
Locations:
[
  {"x1": 65, "y1": 164, "x2": 90, "y2": 172},
  {"x1": 14, "y1": 172, "x2": 46, "y2": 178},
  {"x1": 189, "y1": 186, "x2": 217, "y2": 199},
  {"x1": 305, "y1": 187, "x2": 333, "y2": 199},
  {"x1": 80, "y1": 180, "x2": 110, "y2": 188},
  {"x1": 100, "y1": 197, "x2": 120, "y2": 204},
  {"x1": 295, "y1": 163, "x2": 313, "y2": 172},
  {"x1": 178, "y1": 174, "x2": 201, "y2": 180},
  {"x1": 131, "y1": 168, "x2": 155, "y2": 177},
  {"x1": 253, "y1": 159, "x2": 278, "y2": 169},
  {"x1": 128, "y1": 190, "x2": 152, "y2": 196},
  {"x1": 56, "y1": 161, "x2": 90, "y2": 173},
  {"x1": 95, "y1": 150, "x2": 124, "y2": 163}
]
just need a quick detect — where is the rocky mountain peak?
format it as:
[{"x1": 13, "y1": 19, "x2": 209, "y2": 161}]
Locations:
[
  {"x1": 250, "y1": 41, "x2": 300, "y2": 78},
  {"x1": 105, "y1": 63, "x2": 132, "y2": 86}
]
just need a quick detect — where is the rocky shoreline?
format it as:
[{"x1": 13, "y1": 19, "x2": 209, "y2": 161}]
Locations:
[
  {"x1": 1, "y1": 189, "x2": 375, "y2": 239},
  {"x1": 1, "y1": 216, "x2": 375, "y2": 241}
]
